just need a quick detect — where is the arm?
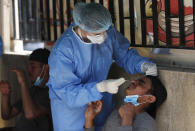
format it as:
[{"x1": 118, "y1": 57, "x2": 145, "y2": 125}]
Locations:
[
  {"x1": 119, "y1": 103, "x2": 157, "y2": 131},
  {"x1": 117, "y1": 103, "x2": 136, "y2": 131},
  {"x1": 0, "y1": 81, "x2": 20, "y2": 120},
  {"x1": 11, "y1": 69, "x2": 49, "y2": 120},
  {"x1": 118, "y1": 103, "x2": 135, "y2": 126},
  {"x1": 47, "y1": 47, "x2": 102, "y2": 108},
  {"x1": 85, "y1": 102, "x2": 134, "y2": 131},
  {"x1": 84, "y1": 101, "x2": 102, "y2": 131},
  {"x1": 110, "y1": 27, "x2": 152, "y2": 74}
]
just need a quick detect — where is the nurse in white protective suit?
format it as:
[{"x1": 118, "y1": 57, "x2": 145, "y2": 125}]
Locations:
[{"x1": 47, "y1": 2, "x2": 157, "y2": 131}]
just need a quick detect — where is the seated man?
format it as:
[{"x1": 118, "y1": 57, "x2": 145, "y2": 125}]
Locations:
[
  {"x1": 0, "y1": 48, "x2": 52, "y2": 131},
  {"x1": 84, "y1": 75, "x2": 167, "y2": 131}
]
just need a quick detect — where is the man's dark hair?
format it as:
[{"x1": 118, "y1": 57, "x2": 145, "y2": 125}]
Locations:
[
  {"x1": 145, "y1": 75, "x2": 167, "y2": 118},
  {"x1": 29, "y1": 48, "x2": 50, "y2": 64}
]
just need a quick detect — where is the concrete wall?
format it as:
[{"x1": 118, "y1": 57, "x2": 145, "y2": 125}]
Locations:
[{"x1": 156, "y1": 69, "x2": 195, "y2": 131}]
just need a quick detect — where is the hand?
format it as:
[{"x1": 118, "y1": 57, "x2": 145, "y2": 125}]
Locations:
[
  {"x1": 141, "y1": 62, "x2": 157, "y2": 76},
  {"x1": 118, "y1": 103, "x2": 136, "y2": 126},
  {"x1": 85, "y1": 100, "x2": 102, "y2": 121},
  {"x1": 10, "y1": 68, "x2": 26, "y2": 86},
  {"x1": 0, "y1": 80, "x2": 11, "y2": 95},
  {"x1": 85, "y1": 100, "x2": 102, "y2": 128},
  {"x1": 96, "y1": 78, "x2": 126, "y2": 94}
]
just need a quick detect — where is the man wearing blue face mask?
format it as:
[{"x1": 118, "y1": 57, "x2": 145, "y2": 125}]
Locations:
[
  {"x1": 47, "y1": 2, "x2": 158, "y2": 131},
  {"x1": 0, "y1": 48, "x2": 52, "y2": 131},
  {"x1": 84, "y1": 76, "x2": 167, "y2": 131}
]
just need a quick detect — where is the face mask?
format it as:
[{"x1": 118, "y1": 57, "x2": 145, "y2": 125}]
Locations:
[
  {"x1": 34, "y1": 76, "x2": 43, "y2": 87},
  {"x1": 124, "y1": 95, "x2": 147, "y2": 106},
  {"x1": 78, "y1": 28, "x2": 107, "y2": 44},
  {"x1": 33, "y1": 65, "x2": 45, "y2": 87},
  {"x1": 86, "y1": 33, "x2": 107, "y2": 44}
]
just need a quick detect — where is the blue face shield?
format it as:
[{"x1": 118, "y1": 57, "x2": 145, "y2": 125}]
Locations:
[
  {"x1": 124, "y1": 95, "x2": 147, "y2": 106},
  {"x1": 33, "y1": 65, "x2": 45, "y2": 87}
]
